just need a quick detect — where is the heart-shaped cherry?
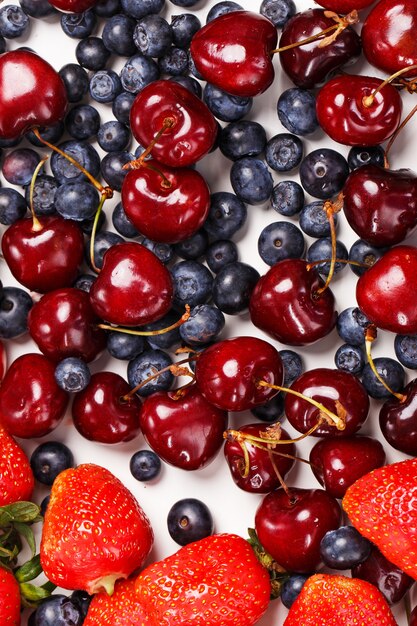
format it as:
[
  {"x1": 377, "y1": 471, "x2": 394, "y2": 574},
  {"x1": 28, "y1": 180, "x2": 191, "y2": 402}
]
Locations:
[
  {"x1": 379, "y1": 378, "x2": 417, "y2": 455},
  {"x1": 190, "y1": 11, "x2": 278, "y2": 97},
  {"x1": 121, "y1": 160, "x2": 210, "y2": 244},
  {"x1": 139, "y1": 385, "x2": 228, "y2": 471},
  {"x1": 0, "y1": 50, "x2": 67, "y2": 140}
]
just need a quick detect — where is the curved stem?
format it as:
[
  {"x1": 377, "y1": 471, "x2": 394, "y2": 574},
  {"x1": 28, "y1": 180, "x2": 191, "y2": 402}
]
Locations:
[
  {"x1": 98, "y1": 305, "x2": 190, "y2": 335},
  {"x1": 385, "y1": 102, "x2": 417, "y2": 160},
  {"x1": 28, "y1": 156, "x2": 48, "y2": 232},
  {"x1": 123, "y1": 117, "x2": 175, "y2": 170},
  {"x1": 89, "y1": 194, "x2": 107, "y2": 274},
  {"x1": 122, "y1": 355, "x2": 197, "y2": 401},
  {"x1": 363, "y1": 64, "x2": 417, "y2": 107},
  {"x1": 364, "y1": 325, "x2": 406, "y2": 402},
  {"x1": 314, "y1": 199, "x2": 341, "y2": 295}
]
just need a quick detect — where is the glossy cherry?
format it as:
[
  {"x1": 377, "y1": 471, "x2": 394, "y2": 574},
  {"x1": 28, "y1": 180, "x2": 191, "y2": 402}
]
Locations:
[
  {"x1": 121, "y1": 160, "x2": 210, "y2": 244},
  {"x1": 255, "y1": 487, "x2": 342, "y2": 573},
  {"x1": 315, "y1": 0, "x2": 376, "y2": 10},
  {"x1": 356, "y1": 245, "x2": 417, "y2": 334},
  {"x1": 316, "y1": 75, "x2": 402, "y2": 146},
  {"x1": 129, "y1": 80, "x2": 217, "y2": 168},
  {"x1": 249, "y1": 258, "x2": 337, "y2": 346},
  {"x1": 194, "y1": 336, "x2": 283, "y2": 412},
  {"x1": 190, "y1": 11, "x2": 278, "y2": 97},
  {"x1": 0, "y1": 340, "x2": 6, "y2": 381},
  {"x1": 28, "y1": 287, "x2": 107, "y2": 363},
  {"x1": 89, "y1": 242, "x2": 173, "y2": 327},
  {"x1": 0, "y1": 50, "x2": 67, "y2": 140},
  {"x1": 139, "y1": 385, "x2": 228, "y2": 471},
  {"x1": 48, "y1": 0, "x2": 98, "y2": 11},
  {"x1": 379, "y1": 378, "x2": 417, "y2": 455},
  {"x1": 0, "y1": 353, "x2": 68, "y2": 438}
]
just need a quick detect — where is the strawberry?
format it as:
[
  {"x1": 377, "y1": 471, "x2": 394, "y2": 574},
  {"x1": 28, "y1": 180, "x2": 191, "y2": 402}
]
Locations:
[
  {"x1": 83, "y1": 576, "x2": 152, "y2": 626},
  {"x1": 283, "y1": 573, "x2": 397, "y2": 625},
  {"x1": 135, "y1": 533, "x2": 271, "y2": 626},
  {"x1": 40, "y1": 463, "x2": 154, "y2": 595},
  {"x1": 343, "y1": 457, "x2": 417, "y2": 580},
  {"x1": 0, "y1": 426, "x2": 34, "y2": 506},
  {"x1": 0, "y1": 566, "x2": 21, "y2": 626}
]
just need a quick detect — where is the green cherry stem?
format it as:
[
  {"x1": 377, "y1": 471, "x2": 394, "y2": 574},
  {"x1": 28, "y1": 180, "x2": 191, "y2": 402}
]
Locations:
[
  {"x1": 364, "y1": 325, "x2": 406, "y2": 402},
  {"x1": 363, "y1": 63, "x2": 417, "y2": 108},
  {"x1": 28, "y1": 155, "x2": 49, "y2": 232}
]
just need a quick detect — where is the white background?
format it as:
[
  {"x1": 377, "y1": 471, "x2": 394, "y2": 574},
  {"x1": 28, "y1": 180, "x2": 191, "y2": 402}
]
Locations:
[{"x1": 1, "y1": 0, "x2": 417, "y2": 623}]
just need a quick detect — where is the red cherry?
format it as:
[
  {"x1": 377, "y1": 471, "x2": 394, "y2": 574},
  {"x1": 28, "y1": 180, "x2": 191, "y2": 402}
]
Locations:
[
  {"x1": 249, "y1": 258, "x2": 337, "y2": 347},
  {"x1": 194, "y1": 336, "x2": 283, "y2": 412},
  {"x1": 1, "y1": 216, "x2": 84, "y2": 293},
  {"x1": 356, "y1": 245, "x2": 417, "y2": 334},
  {"x1": 315, "y1": 0, "x2": 375, "y2": 10},
  {"x1": 285, "y1": 368, "x2": 370, "y2": 437},
  {"x1": 121, "y1": 161, "x2": 210, "y2": 244},
  {"x1": 316, "y1": 74, "x2": 402, "y2": 146},
  {"x1": 28, "y1": 287, "x2": 107, "y2": 363},
  {"x1": 309, "y1": 435, "x2": 386, "y2": 499},
  {"x1": 0, "y1": 353, "x2": 68, "y2": 438},
  {"x1": 190, "y1": 11, "x2": 278, "y2": 97},
  {"x1": 0, "y1": 50, "x2": 67, "y2": 140},
  {"x1": 0, "y1": 340, "x2": 6, "y2": 381},
  {"x1": 379, "y1": 378, "x2": 417, "y2": 455},
  {"x1": 72, "y1": 372, "x2": 141, "y2": 444},
  {"x1": 129, "y1": 80, "x2": 217, "y2": 168},
  {"x1": 139, "y1": 385, "x2": 227, "y2": 471},
  {"x1": 255, "y1": 487, "x2": 342, "y2": 573},
  {"x1": 48, "y1": 0, "x2": 98, "y2": 11}
]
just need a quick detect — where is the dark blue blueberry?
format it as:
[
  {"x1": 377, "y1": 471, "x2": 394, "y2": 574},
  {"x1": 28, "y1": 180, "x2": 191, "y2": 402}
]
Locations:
[
  {"x1": 347, "y1": 145, "x2": 385, "y2": 170},
  {"x1": 280, "y1": 349, "x2": 304, "y2": 387},
  {"x1": 24, "y1": 176, "x2": 58, "y2": 217},
  {"x1": 277, "y1": 87, "x2": 318, "y2": 136},
  {"x1": 394, "y1": 334, "x2": 417, "y2": 369},
  {"x1": 93, "y1": 0, "x2": 121, "y2": 16},
  {"x1": 39, "y1": 495, "x2": 50, "y2": 518},
  {"x1": 280, "y1": 575, "x2": 310, "y2": 609},
  {"x1": 120, "y1": 0, "x2": 165, "y2": 19},
  {"x1": 85, "y1": 230, "x2": 125, "y2": 270},
  {"x1": 179, "y1": 303, "x2": 225, "y2": 345},
  {"x1": 300, "y1": 148, "x2": 350, "y2": 199},
  {"x1": 258, "y1": 221, "x2": 305, "y2": 266},
  {"x1": 102, "y1": 13, "x2": 137, "y2": 57},
  {"x1": 130, "y1": 449, "x2": 162, "y2": 481},
  {"x1": 0, "y1": 188, "x2": 27, "y2": 224},
  {"x1": 188, "y1": 51, "x2": 204, "y2": 80},
  {"x1": 0, "y1": 286, "x2": 33, "y2": 339},
  {"x1": 348, "y1": 239, "x2": 388, "y2": 277},
  {"x1": 19, "y1": 0, "x2": 57, "y2": 17},
  {"x1": 158, "y1": 46, "x2": 189, "y2": 76},
  {"x1": 60, "y1": 10, "x2": 96, "y2": 39},
  {"x1": 0, "y1": 135, "x2": 20, "y2": 149},
  {"x1": 0, "y1": 33, "x2": 5, "y2": 53},
  {"x1": 170, "y1": 0, "x2": 200, "y2": 6},
  {"x1": 0, "y1": 5, "x2": 29, "y2": 38},
  {"x1": 100, "y1": 150, "x2": 134, "y2": 190},
  {"x1": 230, "y1": 157, "x2": 273, "y2": 205},
  {"x1": 174, "y1": 229, "x2": 209, "y2": 260},
  {"x1": 270, "y1": 180, "x2": 304, "y2": 216},
  {"x1": 54, "y1": 358, "x2": 91, "y2": 393},
  {"x1": 77, "y1": 209, "x2": 107, "y2": 235},
  {"x1": 219, "y1": 120, "x2": 267, "y2": 161},
  {"x1": 320, "y1": 525, "x2": 372, "y2": 569},
  {"x1": 142, "y1": 309, "x2": 182, "y2": 350},
  {"x1": 299, "y1": 200, "x2": 336, "y2": 238},
  {"x1": 334, "y1": 343, "x2": 366, "y2": 376},
  {"x1": 206, "y1": 239, "x2": 238, "y2": 273},
  {"x1": 169, "y1": 75, "x2": 202, "y2": 98},
  {"x1": 112, "y1": 201, "x2": 140, "y2": 238},
  {"x1": 89, "y1": 69, "x2": 123, "y2": 103},
  {"x1": 336, "y1": 307, "x2": 370, "y2": 346},
  {"x1": 171, "y1": 13, "x2": 201, "y2": 48},
  {"x1": 65, "y1": 104, "x2": 101, "y2": 140},
  {"x1": 204, "y1": 191, "x2": 247, "y2": 241},
  {"x1": 30, "y1": 441, "x2": 74, "y2": 486},
  {"x1": 55, "y1": 181, "x2": 99, "y2": 221},
  {"x1": 250, "y1": 393, "x2": 285, "y2": 423},
  {"x1": 120, "y1": 53, "x2": 160, "y2": 93},
  {"x1": 26, "y1": 122, "x2": 65, "y2": 147},
  {"x1": 97, "y1": 120, "x2": 131, "y2": 152},
  {"x1": 203, "y1": 82, "x2": 252, "y2": 122},
  {"x1": 2, "y1": 148, "x2": 41, "y2": 186},
  {"x1": 306, "y1": 237, "x2": 349, "y2": 276},
  {"x1": 69, "y1": 591, "x2": 92, "y2": 620},
  {"x1": 170, "y1": 260, "x2": 213, "y2": 311},
  {"x1": 361, "y1": 357, "x2": 406, "y2": 399},
  {"x1": 260, "y1": 0, "x2": 296, "y2": 27},
  {"x1": 107, "y1": 329, "x2": 146, "y2": 360},
  {"x1": 73, "y1": 274, "x2": 96, "y2": 293},
  {"x1": 265, "y1": 132, "x2": 303, "y2": 172},
  {"x1": 33, "y1": 595, "x2": 83, "y2": 626},
  {"x1": 59, "y1": 63, "x2": 89, "y2": 103},
  {"x1": 112, "y1": 91, "x2": 136, "y2": 125},
  {"x1": 212, "y1": 261, "x2": 259, "y2": 315},
  {"x1": 141, "y1": 237, "x2": 174, "y2": 264},
  {"x1": 134, "y1": 14, "x2": 172, "y2": 57},
  {"x1": 127, "y1": 348, "x2": 173, "y2": 397},
  {"x1": 206, "y1": 1, "x2": 243, "y2": 21},
  {"x1": 167, "y1": 498, "x2": 214, "y2": 545},
  {"x1": 75, "y1": 36, "x2": 111, "y2": 71}
]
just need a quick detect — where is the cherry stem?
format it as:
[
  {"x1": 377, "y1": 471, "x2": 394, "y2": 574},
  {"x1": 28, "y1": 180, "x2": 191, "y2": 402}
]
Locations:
[
  {"x1": 314, "y1": 197, "x2": 343, "y2": 295},
  {"x1": 142, "y1": 162, "x2": 172, "y2": 189},
  {"x1": 89, "y1": 194, "x2": 107, "y2": 274},
  {"x1": 28, "y1": 155, "x2": 48, "y2": 232},
  {"x1": 98, "y1": 305, "x2": 190, "y2": 335},
  {"x1": 121, "y1": 354, "x2": 197, "y2": 401},
  {"x1": 362, "y1": 64, "x2": 417, "y2": 108},
  {"x1": 123, "y1": 117, "x2": 175, "y2": 170},
  {"x1": 306, "y1": 258, "x2": 369, "y2": 271},
  {"x1": 364, "y1": 325, "x2": 406, "y2": 402},
  {"x1": 385, "y1": 102, "x2": 417, "y2": 161}
]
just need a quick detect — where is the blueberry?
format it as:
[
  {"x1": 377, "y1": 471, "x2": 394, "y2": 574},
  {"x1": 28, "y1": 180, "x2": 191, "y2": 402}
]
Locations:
[
  {"x1": 142, "y1": 309, "x2": 182, "y2": 350},
  {"x1": 179, "y1": 304, "x2": 225, "y2": 345},
  {"x1": 30, "y1": 441, "x2": 74, "y2": 486},
  {"x1": 204, "y1": 192, "x2": 247, "y2": 241},
  {"x1": 173, "y1": 229, "x2": 208, "y2": 260},
  {"x1": 0, "y1": 33, "x2": 5, "y2": 53},
  {"x1": 336, "y1": 307, "x2": 370, "y2": 346},
  {"x1": 348, "y1": 239, "x2": 388, "y2": 277},
  {"x1": 73, "y1": 274, "x2": 96, "y2": 293},
  {"x1": 299, "y1": 201, "x2": 337, "y2": 238},
  {"x1": 219, "y1": 120, "x2": 267, "y2": 161},
  {"x1": 102, "y1": 13, "x2": 137, "y2": 57},
  {"x1": 306, "y1": 237, "x2": 349, "y2": 276},
  {"x1": 335, "y1": 343, "x2": 366, "y2": 375},
  {"x1": 250, "y1": 393, "x2": 285, "y2": 423},
  {"x1": 203, "y1": 83, "x2": 252, "y2": 122},
  {"x1": 26, "y1": 122, "x2": 65, "y2": 147},
  {"x1": 70, "y1": 591, "x2": 92, "y2": 620},
  {"x1": 0, "y1": 5, "x2": 29, "y2": 38},
  {"x1": 270, "y1": 180, "x2": 304, "y2": 217},
  {"x1": 89, "y1": 69, "x2": 123, "y2": 103},
  {"x1": 107, "y1": 329, "x2": 146, "y2": 360},
  {"x1": 280, "y1": 349, "x2": 304, "y2": 387},
  {"x1": 206, "y1": 240, "x2": 238, "y2": 273},
  {"x1": 54, "y1": 358, "x2": 91, "y2": 393},
  {"x1": 394, "y1": 334, "x2": 417, "y2": 369},
  {"x1": 169, "y1": 75, "x2": 202, "y2": 98},
  {"x1": 141, "y1": 238, "x2": 174, "y2": 264},
  {"x1": 300, "y1": 148, "x2": 350, "y2": 199},
  {"x1": 59, "y1": 63, "x2": 89, "y2": 103},
  {"x1": 60, "y1": 10, "x2": 96, "y2": 39},
  {"x1": 0, "y1": 286, "x2": 33, "y2": 339},
  {"x1": 260, "y1": 0, "x2": 296, "y2": 27},
  {"x1": 120, "y1": 0, "x2": 165, "y2": 19},
  {"x1": 212, "y1": 261, "x2": 259, "y2": 315},
  {"x1": 134, "y1": 14, "x2": 172, "y2": 57},
  {"x1": 112, "y1": 202, "x2": 140, "y2": 238},
  {"x1": 50, "y1": 140, "x2": 100, "y2": 185},
  {"x1": 85, "y1": 230, "x2": 125, "y2": 271},
  {"x1": 171, "y1": 13, "x2": 200, "y2": 48},
  {"x1": 320, "y1": 525, "x2": 372, "y2": 570},
  {"x1": 170, "y1": 260, "x2": 213, "y2": 310},
  {"x1": 100, "y1": 150, "x2": 134, "y2": 190},
  {"x1": 130, "y1": 449, "x2": 162, "y2": 481},
  {"x1": 347, "y1": 145, "x2": 385, "y2": 170},
  {"x1": 19, "y1": 0, "x2": 57, "y2": 17},
  {"x1": 361, "y1": 357, "x2": 406, "y2": 399},
  {"x1": 170, "y1": 0, "x2": 200, "y2": 6},
  {"x1": 0, "y1": 188, "x2": 27, "y2": 224},
  {"x1": 55, "y1": 181, "x2": 99, "y2": 221},
  {"x1": 93, "y1": 0, "x2": 121, "y2": 17},
  {"x1": 97, "y1": 120, "x2": 131, "y2": 152},
  {"x1": 158, "y1": 46, "x2": 189, "y2": 76},
  {"x1": 206, "y1": 1, "x2": 243, "y2": 21},
  {"x1": 2, "y1": 148, "x2": 41, "y2": 186},
  {"x1": 127, "y1": 348, "x2": 173, "y2": 397},
  {"x1": 75, "y1": 36, "x2": 111, "y2": 71},
  {"x1": 230, "y1": 157, "x2": 273, "y2": 205},
  {"x1": 265, "y1": 133, "x2": 304, "y2": 172},
  {"x1": 277, "y1": 88, "x2": 318, "y2": 136},
  {"x1": 280, "y1": 575, "x2": 310, "y2": 609},
  {"x1": 39, "y1": 495, "x2": 50, "y2": 518},
  {"x1": 33, "y1": 594, "x2": 83, "y2": 626},
  {"x1": 65, "y1": 104, "x2": 101, "y2": 140},
  {"x1": 112, "y1": 91, "x2": 136, "y2": 125},
  {"x1": 120, "y1": 53, "x2": 160, "y2": 93},
  {"x1": 167, "y1": 498, "x2": 214, "y2": 545},
  {"x1": 258, "y1": 221, "x2": 305, "y2": 266}
]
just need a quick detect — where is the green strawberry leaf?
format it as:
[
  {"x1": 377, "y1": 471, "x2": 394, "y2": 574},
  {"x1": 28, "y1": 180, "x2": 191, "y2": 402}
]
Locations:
[
  {"x1": 20, "y1": 580, "x2": 56, "y2": 607},
  {"x1": 0, "y1": 502, "x2": 42, "y2": 526},
  {"x1": 13, "y1": 522, "x2": 36, "y2": 557},
  {"x1": 247, "y1": 527, "x2": 289, "y2": 600},
  {"x1": 15, "y1": 554, "x2": 43, "y2": 583}
]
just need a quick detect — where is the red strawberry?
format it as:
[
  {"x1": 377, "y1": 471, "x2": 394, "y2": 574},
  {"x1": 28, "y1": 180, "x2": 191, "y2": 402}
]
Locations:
[
  {"x1": 0, "y1": 426, "x2": 34, "y2": 506},
  {"x1": 283, "y1": 573, "x2": 397, "y2": 625},
  {"x1": 40, "y1": 463, "x2": 153, "y2": 595},
  {"x1": 343, "y1": 457, "x2": 417, "y2": 580},
  {"x1": 0, "y1": 566, "x2": 21, "y2": 626},
  {"x1": 83, "y1": 576, "x2": 152, "y2": 626},
  {"x1": 135, "y1": 533, "x2": 271, "y2": 626}
]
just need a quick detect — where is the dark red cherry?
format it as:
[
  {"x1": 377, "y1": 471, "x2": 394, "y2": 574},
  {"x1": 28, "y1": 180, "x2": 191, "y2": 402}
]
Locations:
[
  {"x1": 194, "y1": 336, "x2": 283, "y2": 412},
  {"x1": 285, "y1": 368, "x2": 370, "y2": 437},
  {"x1": 139, "y1": 385, "x2": 228, "y2": 471},
  {"x1": 279, "y1": 8, "x2": 361, "y2": 89},
  {"x1": 356, "y1": 245, "x2": 417, "y2": 334},
  {"x1": 379, "y1": 378, "x2": 417, "y2": 455},
  {"x1": 121, "y1": 161, "x2": 210, "y2": 244},
  {"x1": 315, "y1": 0, "x2": 375, "y2": 10},
  {"x1": 342, "y1": 165, "x2": 417, "y2": 247},
  {"x1": 309, "y1": 435, "x2": 386, "y2": 499},
  {"x1": 0, "y1": 50, "x2": 67, "y2": 140},
  {"x1": 72, "y1": 372, "x2": 141, "y2": 444},
  {"x1": 0, "y1": 353, "x2": 68, "y2": 438},
  {"x1": 249, "y1": 258, "x2": 337, "y2": 347},
  {"x1": 48, "y1": 0, "x2": 98, "y2": 11},
  {"x1": 28, "y1": 287, "x2": 107, "y2": 363},
  {"x1": 1, "y1": 216, "x2": 84, "y2": 293},
  {"x1": 190, "y1": 11, "x2": 278, "y2": 97},
  {"x1": 89, "y1": 242, "x2": 173, "y2": 327},
  {"x1": 316, "y1": 75, "x2": 402, "y2": 146},
  {"x1": 255, "y1": 487, "x2": 342, "y2": 573},
  {"x1": 129, "y1": 80, "x2": 217, "y2": 168},
  {"x1": 0, "y1": 341, "x2": 6, "y2": 381}
]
